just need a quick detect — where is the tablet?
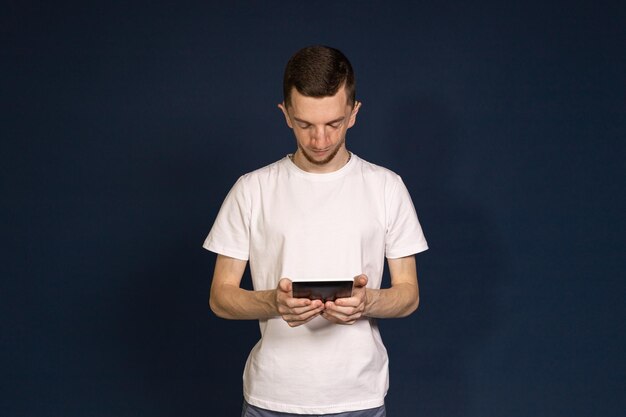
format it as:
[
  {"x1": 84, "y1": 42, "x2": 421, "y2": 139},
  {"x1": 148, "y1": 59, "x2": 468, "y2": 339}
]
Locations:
[{"x1": 292, "y1": 280, "x2": 353, "y2": 302}]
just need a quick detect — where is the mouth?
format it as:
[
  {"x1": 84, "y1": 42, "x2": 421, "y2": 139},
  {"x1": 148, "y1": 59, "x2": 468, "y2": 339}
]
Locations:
[{"x1": 310, "y1": 148, "x2": 330, "y2": 156}]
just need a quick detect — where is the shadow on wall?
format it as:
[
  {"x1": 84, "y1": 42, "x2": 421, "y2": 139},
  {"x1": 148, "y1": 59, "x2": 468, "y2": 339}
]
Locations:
[
  {"x1": 111, "y1": 119, "x2": 262, "y2": 416},
  {"x1": 380, "y1": 96, "x2": 509, "y2": 417}
]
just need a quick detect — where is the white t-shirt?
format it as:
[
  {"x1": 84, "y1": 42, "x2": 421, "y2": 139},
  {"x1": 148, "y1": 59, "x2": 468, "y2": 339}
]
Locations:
[{"x1": 204, "y1": 154, "x2": 428, "y2": 414}]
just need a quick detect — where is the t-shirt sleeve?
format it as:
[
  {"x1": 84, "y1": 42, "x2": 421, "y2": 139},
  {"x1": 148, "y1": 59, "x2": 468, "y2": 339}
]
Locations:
[
  {"x1": 203, "y1": 176, "x2": 251, "y2": 260},
  {"x1": 385, "y1": 176, "x2": 428, "y2": 259}
]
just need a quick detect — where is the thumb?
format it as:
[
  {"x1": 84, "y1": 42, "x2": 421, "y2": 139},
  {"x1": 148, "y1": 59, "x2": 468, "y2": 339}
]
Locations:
[
  {"x1": 278, "y1": 278, "x2": 293, "y2": 293},
  {"x1": 354, "y1": 274, "x2": 368, "y2": 288}
]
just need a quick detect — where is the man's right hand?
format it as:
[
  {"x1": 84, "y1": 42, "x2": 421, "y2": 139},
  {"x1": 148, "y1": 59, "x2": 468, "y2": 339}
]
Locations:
[{"x1": 276, "y1": 278, "x2": 325, "y2": 327}]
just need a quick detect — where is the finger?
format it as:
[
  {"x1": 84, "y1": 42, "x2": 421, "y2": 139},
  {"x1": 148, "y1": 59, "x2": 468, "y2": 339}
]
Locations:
[
  {"x1": 278, "y1": 297, "x2": 311, "y2": 315},
  {"x1": 322, "y1": 309, "x2": 361, "y2": 324},
  {"x1": 287, "y1": 312, "x2": 321, "y2": 327},
  {"x1": 333, "y1": 296, "x2": 355, "y2": 306},
  {"x1": 332, "y1": 295, "x2": 363, "y2": 308},
  {"x1": 284, "y1": 297, "x2": 324, "y2": 309},
  {"x1": 278, "y1": 299, "x2": 323, "y2": 317},
  {"x1": 324, "y1": 304, "x2": 362, "y2": 320},
  {"x1": 324, "y1": 301, "x2": 352, "y2": 315},
  {"x1": 326, "y1": 303, "x2": 360, "y2": 317},
  {"x1": 289, "y1": 300, "x2": 324, "y2": 315},
  {"x1": 286, "y1": 297, "x2": 311, "y2": 307},
  {"x1": 284, "y1": 306, "x2": 324, "y2": 325},
  {"x1": 291, "y1": 306, "x2": 324, "y2": 321}
]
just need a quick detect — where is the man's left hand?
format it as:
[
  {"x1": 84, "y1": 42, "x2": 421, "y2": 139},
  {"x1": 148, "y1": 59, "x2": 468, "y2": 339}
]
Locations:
[{"x1": 322, "y1": 274, "x2": 368, "y2": 325}]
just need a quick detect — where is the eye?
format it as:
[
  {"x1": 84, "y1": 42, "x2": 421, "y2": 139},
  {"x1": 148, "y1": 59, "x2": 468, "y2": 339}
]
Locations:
[
  {"x1": 328, "y1": 122, "x2": 342, "y2": 129},
  {"x1": 297, "y1": 122, "x2": 311, "y2": 129}
]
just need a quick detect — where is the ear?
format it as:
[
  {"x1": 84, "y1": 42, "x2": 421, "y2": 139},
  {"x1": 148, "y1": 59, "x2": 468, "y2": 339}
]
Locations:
[
  {"x1": 347, "y1": 100, "x2": 362, "y2": 128},
  {"x1": 277, "y1": 102, "x2": 293, "y2": 129}
]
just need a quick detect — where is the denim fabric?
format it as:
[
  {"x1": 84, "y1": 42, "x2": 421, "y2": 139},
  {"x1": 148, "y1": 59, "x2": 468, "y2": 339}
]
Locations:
[{"x1": 241, "y1": 400, "x2": 386, "y2": 417}]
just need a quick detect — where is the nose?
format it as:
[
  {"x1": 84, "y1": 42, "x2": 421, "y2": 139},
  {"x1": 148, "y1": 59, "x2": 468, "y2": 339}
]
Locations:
[{"x1": 310, "y1": 126, "x2": 328, "y2": 143}]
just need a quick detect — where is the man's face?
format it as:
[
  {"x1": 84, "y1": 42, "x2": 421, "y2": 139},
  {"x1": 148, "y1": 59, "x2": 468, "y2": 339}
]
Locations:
[{"x1": 279, "y1": 85, "x2": 360, "y2": 173}]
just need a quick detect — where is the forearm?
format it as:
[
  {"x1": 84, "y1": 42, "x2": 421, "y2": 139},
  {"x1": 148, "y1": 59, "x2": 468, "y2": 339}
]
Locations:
[
  {"x1": 209, "y1": 283, "x2": 279, "y2": 320},
  {"x1": 364, "y1": 282, "x2": 419, "y2": 318}
]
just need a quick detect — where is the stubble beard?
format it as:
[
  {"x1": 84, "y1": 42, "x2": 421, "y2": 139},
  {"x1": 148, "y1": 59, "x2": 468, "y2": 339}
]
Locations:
[{"x1": 298, "y1": 136, "x2": 346, "y2": 166}]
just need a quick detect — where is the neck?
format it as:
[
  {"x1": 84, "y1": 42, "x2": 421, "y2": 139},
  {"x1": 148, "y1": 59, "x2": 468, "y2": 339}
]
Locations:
[{"x1": 291, "y1": 148, "x2": 351, "y2": 173}]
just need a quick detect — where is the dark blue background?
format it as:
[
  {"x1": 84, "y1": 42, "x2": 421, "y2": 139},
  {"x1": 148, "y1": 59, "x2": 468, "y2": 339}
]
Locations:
[{"x1": 2, "y1": 1, "x2": 624, "y2": 416}]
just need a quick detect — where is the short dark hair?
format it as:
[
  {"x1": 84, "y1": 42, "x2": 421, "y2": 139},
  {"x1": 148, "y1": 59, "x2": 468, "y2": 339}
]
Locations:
[{"x1": 283, "y1": 45, "x2": 356, "y2": 108}]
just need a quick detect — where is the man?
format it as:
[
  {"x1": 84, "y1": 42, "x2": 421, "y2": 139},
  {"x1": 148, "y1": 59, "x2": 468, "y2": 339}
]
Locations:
[{"x1": 204, "y1": 45, "x2": 428, "y2": 416}]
